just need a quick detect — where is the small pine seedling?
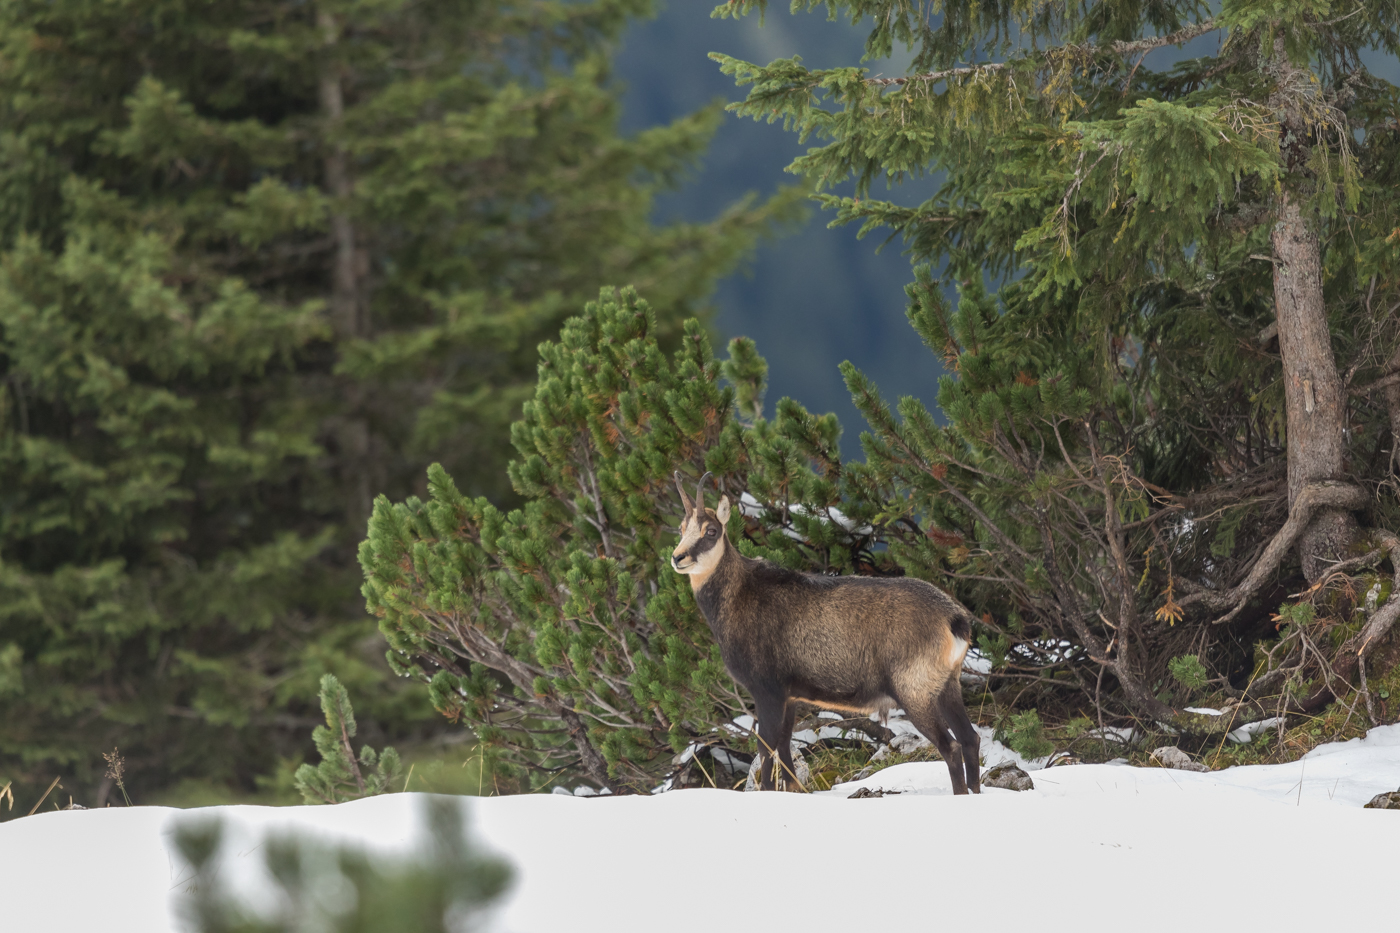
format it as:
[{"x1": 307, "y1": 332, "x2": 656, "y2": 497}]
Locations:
[
  {"x1": 293, "y1": 674, "x2": 402, "y2": 804},
  {"x1": 1168, "y1": 655, "x2": 1210, "y2": 692}
]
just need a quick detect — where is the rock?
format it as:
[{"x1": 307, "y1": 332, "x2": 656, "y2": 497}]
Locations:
[
  {"x1": 744, "y1": 743, "x2": 810, "y2": 791},
  {"x1": 668, "y1": 743, "x2": 754, "y2": 790},
  {"x1": 983, "y1": 763, "x2": 1034, "y2": 791},
  {"x1": 709, "y1": 747, "x2": 754, "y2": 787},
  {"x1": 847, "y1": 786, "x2": 900, "y2": 799},
  {"x1": 1363, "y1": 790, "x2": 1400, "y2": 809},
  {"x1": 1150, "y1": 746, "x2": 1210, "y2": 772},
  {"x1": 890, "y1": 733, "x2": 931, "y2": 755}
]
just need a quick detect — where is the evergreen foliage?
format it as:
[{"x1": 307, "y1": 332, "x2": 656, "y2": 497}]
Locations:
[
  {"x1": 176, "y1": 797, "x2": 508, "y2": 933},
  {"x1": 293, "y1": 674, "x2": 402, "y2": 805},
  {"x1": 1169, "y1": 655, "x2": 1210, "y2": 693},
  {"x1": 360, "y1": 286, "x2": 886, "y2": 790},
  {"x1": 0, "y1": 0, "x2": 794, "y2": 809},
  {"x1": 708, "y1": 0, "x2": 1400, "y2": 729},
  {"x1": 997, "y1": 709, "x2": 1055, "y2": 761}
]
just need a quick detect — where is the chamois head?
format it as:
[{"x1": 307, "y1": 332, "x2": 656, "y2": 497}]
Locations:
[{"x1": 670, "y1": 470, "x2": 730, "y2": 585}]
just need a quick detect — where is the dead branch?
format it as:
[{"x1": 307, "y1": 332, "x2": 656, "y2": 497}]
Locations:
[
  {"x1": 795, "y1": 715, "x2": 896, "y2": 745},
  {"x1": 1314, "y1": 529, "x2": 1400, "y2": 699},
  {"x1": 1108, "y1": 20, "x2": 1220, "y2": 55}
]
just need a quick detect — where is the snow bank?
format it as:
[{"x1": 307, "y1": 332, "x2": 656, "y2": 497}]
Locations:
[{"x1": 6, "y1": 725, "x2": 1400, "y2": 933}]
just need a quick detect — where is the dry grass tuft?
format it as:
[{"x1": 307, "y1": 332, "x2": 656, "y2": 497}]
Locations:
[{"x1": 104, "y1": 747, "x2": 131, "y2": 806}]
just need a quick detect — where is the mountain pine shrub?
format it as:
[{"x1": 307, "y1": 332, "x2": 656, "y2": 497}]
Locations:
[{"x1": 360, "y1": 286, "x2": 891, "y2": 791}]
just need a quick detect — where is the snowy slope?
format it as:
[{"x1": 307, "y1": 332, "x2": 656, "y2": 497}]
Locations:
[{"x1": 5, "y1": 725, "x2": 1400, "y2": 933}]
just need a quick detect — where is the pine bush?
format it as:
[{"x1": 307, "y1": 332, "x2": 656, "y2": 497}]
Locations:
[{"x1": 361, "y1": 286, "x2": 888, "y2": 790}]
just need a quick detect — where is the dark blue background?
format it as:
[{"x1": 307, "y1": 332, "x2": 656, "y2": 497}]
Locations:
[{"x1": 615, "y1": 5, "x2": 943, "y2": 457}]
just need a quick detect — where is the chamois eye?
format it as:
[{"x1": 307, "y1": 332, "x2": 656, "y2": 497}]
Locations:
[{"x1": 706, "y1": 526, "x2": 717, "y2": 537}]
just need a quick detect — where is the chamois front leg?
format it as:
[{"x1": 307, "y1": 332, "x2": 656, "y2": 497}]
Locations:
[{"x1": 753, "y1": 692, "x2": 790, "y2": 791}]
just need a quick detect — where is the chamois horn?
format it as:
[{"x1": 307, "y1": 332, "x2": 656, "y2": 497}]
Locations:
[
  {"x1": 696, "y1": 472, "x2": 712, "y2": 511},
  {"x1": 674, "y1": 471, "x2": 694, "y2": 517}
]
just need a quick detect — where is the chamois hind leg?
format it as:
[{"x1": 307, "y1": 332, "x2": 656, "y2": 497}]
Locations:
[
  {"x1": 899, "y1": 695, "x2": 968, "y2": 795},
  {"x1": 753, "y1": 692, "x2": 789, "y2": 791},
  {"x1": 776, "y1": 699, "x2": 800, "y2": 790},
  {"x1": 938, "y1": 680, "x2": 982, "y2": 794}
]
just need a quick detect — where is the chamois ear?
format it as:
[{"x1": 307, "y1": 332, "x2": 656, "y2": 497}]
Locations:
[{"x1": 716, "y1": 495, "x2": 731, "y2": 525}]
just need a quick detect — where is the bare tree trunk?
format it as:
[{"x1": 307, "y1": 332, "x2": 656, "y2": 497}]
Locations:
[
  {"x1": 318, "y1": 7, "x2": 362, "y2": 341},
  {"x1": 318, "y1": 7, "x2": 373, "y2": 526},
  {"x1": 1383, "y1": 343, "x2": 1400, "y2": 470},
  {"x1": 1268, "y1": 39, "x2": 1358, "y2": 583}
]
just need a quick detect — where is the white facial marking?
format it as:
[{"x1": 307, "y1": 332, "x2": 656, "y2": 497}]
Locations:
[{"x1": 671, "y1": 508, "x2": 725, "y2": 586}]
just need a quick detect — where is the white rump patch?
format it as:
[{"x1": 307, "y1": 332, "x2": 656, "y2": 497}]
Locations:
[{"x1": 947, "y1": 635, "x2": 968, "y2": 668}]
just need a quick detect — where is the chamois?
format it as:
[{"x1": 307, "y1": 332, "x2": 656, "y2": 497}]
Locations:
[{"x1": 670, "y1": 472, "x2": 982, "y2": 794}]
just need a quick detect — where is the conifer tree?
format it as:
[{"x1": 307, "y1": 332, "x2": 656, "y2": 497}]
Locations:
[
  {"x1": 0, "y1": 0, "x2": 794, "y2": 808},
  {"x1": 712, "y1": 0, "x2": 1400, "y2": 727}
]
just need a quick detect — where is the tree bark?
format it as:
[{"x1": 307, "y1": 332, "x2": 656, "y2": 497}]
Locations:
[
  {"x1": 558, "y1": 706, "x2": 618, "y2": 792},
  {"x1": 1383, "y1": 343, "x2": 1400, "y2": 469},
  {"x1": 1267, "y1": 38, "x2": 1358, "y2": 583},
  {"x1": 318, "y1": 8, "x2": 362, "y2": 340},
  {"x1": 317, "y1": 7, "x2": 373, "y2": 525}
]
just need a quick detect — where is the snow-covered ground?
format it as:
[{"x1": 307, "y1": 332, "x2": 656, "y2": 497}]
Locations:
[{"x1": 6, "y1": 725, "x2": 1400, "y2": 933}]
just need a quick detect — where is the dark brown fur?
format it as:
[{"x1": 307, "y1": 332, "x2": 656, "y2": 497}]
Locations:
[{"x1": 671, "y1": 475, "x2": 981, "y2": 794}]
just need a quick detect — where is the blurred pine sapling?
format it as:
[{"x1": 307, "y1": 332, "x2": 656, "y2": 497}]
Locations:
[{"x1": 176, "y1": 797, "x2": 508, "y2": 933}]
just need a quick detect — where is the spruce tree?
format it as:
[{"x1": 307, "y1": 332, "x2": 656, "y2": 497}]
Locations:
[
  {"x1": 0, "y1": 0, "x2": 794, "y2": 809},
  {"x1": 712, "y1": 0, "x2": 1400, "y2": 729}
]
